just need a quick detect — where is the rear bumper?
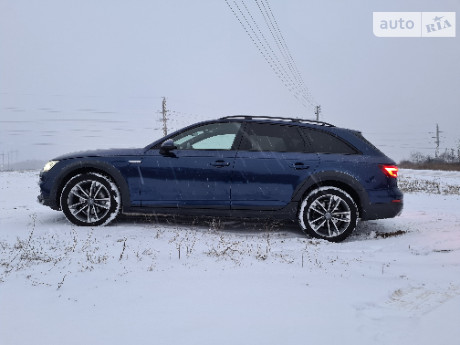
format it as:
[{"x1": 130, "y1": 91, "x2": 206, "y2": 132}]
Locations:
[
  {"x1": 361, "y1": 200, "x2": 403, "y2": 220},
  {"x1": 360, "y1": 187, "x2": 403, "y2": 220}
]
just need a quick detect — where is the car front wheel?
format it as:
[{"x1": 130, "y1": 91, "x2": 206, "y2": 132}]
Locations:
[
  {"x1": 298, "y1": 186, "x2": 358, "y2": 242},
  {"x1": 61, "y1": 172, "x2": 121, "y2": 226}
]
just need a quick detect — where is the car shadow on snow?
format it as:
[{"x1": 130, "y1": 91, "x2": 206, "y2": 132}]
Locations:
[
  {"x1": 352, "y1": 220, "x2": 408, "y2": 241},
  {"x1": 40, "y1": 211, "x2": 407, "y2": 242},
  {"x1": 115, "y1": 213, "x2": 305, "y2": 238},
  {"x1": 113, "y1": 214, "x2": 407, "y2": 242}
]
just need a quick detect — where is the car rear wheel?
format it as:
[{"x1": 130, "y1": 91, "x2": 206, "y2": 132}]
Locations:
[
  {"x1": 298, "y1": 186, "x2": 358, "y2": 242},
  {"x1": 61, "y1": 173, "x2": 120, "y2": 226}
]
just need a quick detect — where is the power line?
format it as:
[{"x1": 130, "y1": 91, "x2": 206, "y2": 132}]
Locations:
[
  {"x1": 253, "y1": 0, "x2": 316, "y2": 107},
  {"x1": 255, "y1": 0, "x2": 316, "y2": 106},
  {"x1": 240, "y1": 2, "x2": 299, "y2": 95},
  {"x1": 241, "y1": 1, "x2": 308, "y2": 105},
  {"x1": 232, "y1": 2, "x2": 287, "y2": 83},
  {"x1": 225, "y1": 0, "x2": 296, "y2": 100},
  {"x1": 223, "y1": 0, "x2": 317, "y2": 112}
]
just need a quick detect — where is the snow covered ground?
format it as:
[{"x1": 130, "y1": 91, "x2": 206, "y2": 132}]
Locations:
[{"x1": 1, "y1": 169, "x2": 459, "y2": 345}]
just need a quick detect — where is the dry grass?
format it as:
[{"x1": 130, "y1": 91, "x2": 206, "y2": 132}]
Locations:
[
  {"x1": 399, "y1": 177, "x2": 460, "y2": 195},
  {"x1": 399, "y1": 162, "x2": 460, "y2": 171}
]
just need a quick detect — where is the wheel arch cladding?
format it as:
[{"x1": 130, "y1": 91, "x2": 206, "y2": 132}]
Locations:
[
  {"x1": 292, "y1": 171, "x2": 368, "y2": 216},
  {"x1": 52, "y1": 160, "x2": 131, "y2": 211}
]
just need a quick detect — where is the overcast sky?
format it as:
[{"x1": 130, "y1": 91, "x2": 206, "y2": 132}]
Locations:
[{"x1": 1, "y1": 0, "x2": 459, "y2": 166}]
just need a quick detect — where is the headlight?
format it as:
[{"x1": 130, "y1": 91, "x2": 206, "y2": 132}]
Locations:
[{"x1": 43, "y1": 160, "x2": 59, "y2": 172}]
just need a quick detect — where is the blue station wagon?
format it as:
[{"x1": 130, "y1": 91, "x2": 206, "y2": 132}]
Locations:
[{"x1": 38, "y1": 116, "x2": 403, "y2": 242}]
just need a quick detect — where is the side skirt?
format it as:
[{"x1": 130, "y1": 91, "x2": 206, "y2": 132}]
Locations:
[{"x1": 122, "y1": 202, "x2": 298, "y2": 220}]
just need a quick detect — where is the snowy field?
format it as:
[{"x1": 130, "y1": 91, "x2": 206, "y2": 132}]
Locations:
[{"x1": 1, "y1": 169, "x2": 460, "y2": 345}]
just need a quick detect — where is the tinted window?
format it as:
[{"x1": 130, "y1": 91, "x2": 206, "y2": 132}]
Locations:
[
  {"x1": 353, "y1": 132, "x2": 383, "y2": 154},
  {"x1": 239, "y1": 123, "x2": 305, "y2": 152},
  {"x1": 302, "y1": 128, "x2": 357, "y2": 154},
  {"x1": 172, "y1": 122, "x2": 241, "y2": 150}
]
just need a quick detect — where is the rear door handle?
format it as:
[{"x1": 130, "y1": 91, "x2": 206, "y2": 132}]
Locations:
[
  {"x1": 210, "y1": 160, "x2": 230, "y2": 168},
  {"x1": 290, "y1": 162, "x2": 310, "y2": 170}
]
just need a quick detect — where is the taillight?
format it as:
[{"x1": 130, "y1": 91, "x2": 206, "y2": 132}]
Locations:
[{"x1": 380, "y1": 165, "x2": 399, "y2": 178}]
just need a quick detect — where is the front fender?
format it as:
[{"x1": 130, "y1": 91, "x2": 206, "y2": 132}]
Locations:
[{"x1": 49, "y1": 159, "x2": 131, "y2": 212}]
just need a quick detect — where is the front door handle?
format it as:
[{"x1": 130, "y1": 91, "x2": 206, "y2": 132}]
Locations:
[
  {"x1": 290, "y1": 162, "x2": 310, "y2": 170},
  {"x1": 210, "y1": 160, "x2": 230, "y2": 168}
]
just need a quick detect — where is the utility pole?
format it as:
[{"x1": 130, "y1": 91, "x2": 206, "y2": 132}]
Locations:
[
  {"x1": 315, "y1": 105, "x2": 321, "y2": 121},
  {"x1": 432, "y1": 123, "x2": 441, "y2": 158},
  {"x1": 161, "y1": 97, "x2": 168, "y2": 137}
]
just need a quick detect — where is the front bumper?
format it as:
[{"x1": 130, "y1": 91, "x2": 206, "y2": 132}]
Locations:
[
  {"x1": 38, "y1": 171, "x2": 61, "y2": 210},
  {"x1": 37, "y1": 192, "x2": 60, "y2": 210}
]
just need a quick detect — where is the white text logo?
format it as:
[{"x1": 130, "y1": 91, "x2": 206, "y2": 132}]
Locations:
[{"x1": 373, "y1": 12, "x2": 456, "y2": 38}]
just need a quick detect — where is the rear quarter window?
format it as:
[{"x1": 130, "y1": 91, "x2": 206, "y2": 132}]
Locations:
[
  {"x1": 301, "y1": 128, "x2": 358, "y2": 154},
  {"x1": 353, "y1": 132, "x2": 383, "y2": 154}
]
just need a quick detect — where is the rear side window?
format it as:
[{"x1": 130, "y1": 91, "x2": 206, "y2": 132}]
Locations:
[
  {"x1": 301, "y1": 128, "x2": 357, "y2": 154},
  {"x1": 239, "y1": 123, "x2": 305, "y2": 152}
]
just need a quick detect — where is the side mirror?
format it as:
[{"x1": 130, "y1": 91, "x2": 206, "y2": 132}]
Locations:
[{"x1": 160, "y1": 139, "x2": 177, "y2": 154}]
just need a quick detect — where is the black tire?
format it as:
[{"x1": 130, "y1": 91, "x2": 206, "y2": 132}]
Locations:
[
  {"x1": 298, "y1": 187, "x2": 358, "y2": 242},
  {"x1": 61, "y1": 172, "x2": 121, "y2": 226}
]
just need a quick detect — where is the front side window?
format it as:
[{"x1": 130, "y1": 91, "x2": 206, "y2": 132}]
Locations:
[
  {"x1": 171, "y1": 122, "x2": 241, "y2": 150},
  {"x1": 239, "y1": 123, "x2": 305, "y2": 152}
]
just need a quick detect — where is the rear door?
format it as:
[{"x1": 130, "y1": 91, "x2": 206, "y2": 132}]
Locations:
[{"x1": 231, "y1": 122, "x2": 319, "y2": 210}]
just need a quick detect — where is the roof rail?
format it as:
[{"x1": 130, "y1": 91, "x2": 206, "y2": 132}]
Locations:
[{"x1": 220, "y1": 115, "x2": 335, "y2": 127}]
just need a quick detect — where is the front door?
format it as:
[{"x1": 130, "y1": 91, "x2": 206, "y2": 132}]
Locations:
[{"x1": 138, "y1": 122, "x2": 242, "y2": 209}]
